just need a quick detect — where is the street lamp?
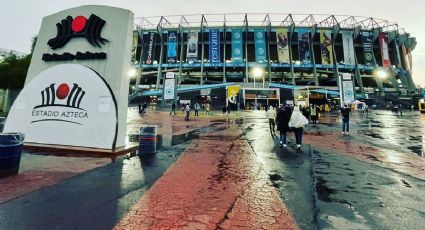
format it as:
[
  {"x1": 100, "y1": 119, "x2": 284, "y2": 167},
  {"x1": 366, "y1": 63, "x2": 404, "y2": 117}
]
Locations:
[
  {"x1": 128, "y1": 68, "x2": 137, "y2": 79},
  {"x1": 374, "y1": 68, "x2": 389, "y2": 80},
  {"x1": 252, "y1": 67, "x2": 264, "y2": 88}
]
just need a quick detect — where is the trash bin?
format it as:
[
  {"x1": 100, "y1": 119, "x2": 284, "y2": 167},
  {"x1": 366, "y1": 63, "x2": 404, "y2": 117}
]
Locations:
[
  {"x1": 138, "y1": 125, "x2": 157, "y2": 155},
  {"x1": 0, "y1": 132, "x2": 25, "y2": 177}
]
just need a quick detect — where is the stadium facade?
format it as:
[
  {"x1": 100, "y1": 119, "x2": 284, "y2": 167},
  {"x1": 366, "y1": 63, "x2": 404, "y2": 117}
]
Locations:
[{"x1": 130, "y1": 14, "x2": 418, "y2": 107}]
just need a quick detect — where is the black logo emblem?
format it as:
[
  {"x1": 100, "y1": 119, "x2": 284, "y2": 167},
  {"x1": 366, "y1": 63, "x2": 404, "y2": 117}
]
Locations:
[
  {"x1": 35, "y1": 83, "x2": 86, "y2": 109},
  {"x1": 47, "y1": 14, "x2": 108, "y2": 50}
]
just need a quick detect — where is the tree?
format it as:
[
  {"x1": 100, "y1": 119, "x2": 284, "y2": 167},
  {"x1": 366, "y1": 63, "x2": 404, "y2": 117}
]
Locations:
[{"x1": 0, "y1": 53, "x2": 31, "y2": 90}]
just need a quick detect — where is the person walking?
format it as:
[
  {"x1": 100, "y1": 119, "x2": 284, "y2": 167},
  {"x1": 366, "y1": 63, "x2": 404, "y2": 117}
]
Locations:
[
  {"x1": 138, "y1": 103, "x2": 142, "y2": 114},
  {"x1": 289, "y1": 106, "x2": 309, "y2": 150},
  {"x1": 140, "y1": 102, "x2": 148, "y2": 115},
  {"x1": 185, "y1": 104, "x2": 191, "y2": 121},
  {"x1": 194, "y1": 103, "x2": 200, "y2": 116},
  {"x1": 266, "y1": 105, "x2": 277, "y2": 136},
  {"x1": 205, "y1": 103, "x2": 210, "y2": 115},
  {"x1": 222, "y1": 106, "x2": 227, "y2": 115},
  {"x1": 276, "y1": 106, "x2": 291, "y2": 147},
  {"x1": 226, "y1": 104, "x2": 231, "y2": 116},
  {"x1": 341, "y1": 104, "x2": 351, "y2": 134},
  {"x1": 310, "y1": 104, "x2": 319, "y2": 124},
  {"x1": 170, "y1": 102, "x2": 176, "y2": 115}
]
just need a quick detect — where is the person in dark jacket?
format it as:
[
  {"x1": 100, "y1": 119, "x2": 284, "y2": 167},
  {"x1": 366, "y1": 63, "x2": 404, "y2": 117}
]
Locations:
[
  {"x1": 170, "y1": 102, "x2": 176, "y2": 115},
  {"x1": 276, "y1": 106, "x2": 291, "y2": 147}
]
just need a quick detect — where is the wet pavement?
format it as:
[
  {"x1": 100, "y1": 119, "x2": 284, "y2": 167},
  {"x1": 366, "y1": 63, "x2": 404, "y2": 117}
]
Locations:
[{"x1": 1, "y1": 109, "x2": 425, "y2": 229}]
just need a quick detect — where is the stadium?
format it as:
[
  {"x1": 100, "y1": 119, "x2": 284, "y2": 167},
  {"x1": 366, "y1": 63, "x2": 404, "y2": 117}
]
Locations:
[{"x1": 129, "y1": 13, "x2": 418, "y2": 108}]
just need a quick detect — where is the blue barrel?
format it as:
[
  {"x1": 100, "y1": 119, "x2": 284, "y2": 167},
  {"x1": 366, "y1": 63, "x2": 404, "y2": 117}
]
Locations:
[
  {"x1": 138, "y1": 125, "x2": 157, "y2": 155},
  {"x1": 0, "y1": 132, "x2": 25, "y2": 177}
]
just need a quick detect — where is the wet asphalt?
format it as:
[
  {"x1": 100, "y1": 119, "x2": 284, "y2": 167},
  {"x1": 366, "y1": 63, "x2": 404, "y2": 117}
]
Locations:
[{"x1": 240, "y1": 110, "x2": 425, "y2": 230}]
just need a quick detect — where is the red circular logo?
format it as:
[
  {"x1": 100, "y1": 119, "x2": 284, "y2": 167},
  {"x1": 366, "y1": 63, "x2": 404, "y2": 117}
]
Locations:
[
  {"x1": 56, "y1": 83, "x2": 70, "y2": 100},
  {"x1": 71, "y1": 16, "x2": 87, "y2": 32}
]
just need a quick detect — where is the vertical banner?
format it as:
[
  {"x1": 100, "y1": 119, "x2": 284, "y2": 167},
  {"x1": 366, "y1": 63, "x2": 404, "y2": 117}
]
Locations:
[
  {"x1": 142, "y1": 32, "x2": 156, "y2": 64},
  {"x1": 401, "y1": 44, "x2": 412, "y2": 72},
  {"x1": 227, "y1": 85, "x2": 240, "y2": 104},
  {"x1": 320, "y1": 30, "x2": 333, "y2": 65},
  {"x1": 361, "y1": 31, "x2": 375, "y2": 66},
  {"x1": 298, "y1": 29, "x2": 311, "y2": 63},
  {"x1": 163, "y1": 72, "x2": 176, "y2": 100},
  {"x1": 379, "y1": 33, "x2": 391, "y2": 67},
  {"x1": 276, "y1": 28, "x2": 290, "y2": 63},
  {"x1": 167, "y1": 31, "x2": 178, "y2": 63},
  {"x1": 186, "y1": 30, "x2": 198, "y2": 63},
  {"x1": 254, "y1": 28, "x2": 267, "y2": 63},
  {"x1": 342, "y1": 31, "x2": 355, "y2": 65},
  {"x1": 131, "y1": 30, "x2": 139, "y2": 63},
  {"x1": 232, "y1": 29, "x2": 243, "y2": 63},
  {"x1": 394, "y1": 38, "x2": 402, "y2": 68},
  {"x1": 339, "y1": 73, "x2": 355, "y2": 104},
  {"x1": 209, "y1": 29, "x2": 220, "y2": 63}
]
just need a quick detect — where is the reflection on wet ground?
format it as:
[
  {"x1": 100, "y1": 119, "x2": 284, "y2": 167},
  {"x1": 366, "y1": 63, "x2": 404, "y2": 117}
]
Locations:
[{"x1": 240, "y1": 110, "x2": 425, "y2": 230}]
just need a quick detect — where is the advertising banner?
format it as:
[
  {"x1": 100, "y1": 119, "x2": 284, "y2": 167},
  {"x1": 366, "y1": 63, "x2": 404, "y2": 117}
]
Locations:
[
  {"x1": 131, "y1": 30, "x2": 139, "y2": 63},
  {"x1": 320, "y1": 30, "x2": 333, "y2": 65},
  {"x1": 379, "y1": 33, "x2": 391, "y2": 67},
  {"x1": 227, "y1": 85, "x2": 240, "y2": 104},
  {"x1": 163, "y1": 72, "x2": 175, "y2": 100},
  {"x1": 142, "y1": 32, "x2": 156, "y2": 64},
  {"x1": 276, "y1": 28, "x2": 290, "y2": 63},
  {"x1": 232, "y1": 29, "x2": 243, "y2": 63},
  {"x1": 394, "y1": 38, "x2": 402, "y2": 67},
  {"x1": 342, "y1": 31, "x2": 355, "y2": 65},
  {"x1": 209, "y1": 29, "x2": 220, "y2": 63},
  {"x1": 254, "y1": 28, "x2": 267, "y2": 63},
  {"x1": 186, "y1": 30, "x2": 198, "y2": 62},
  {"x1": 297, "y1": 29, "x2": 311, "y2": 63},
  {"x1": 401, "y1": 44, "x2": 412, "y2": 72},
  {"x1": 361, "y1": 31, "x2": 375, "y2": 66},
  {"x1": 167, "y1": 31, "x2": 178, "y2": 63}
]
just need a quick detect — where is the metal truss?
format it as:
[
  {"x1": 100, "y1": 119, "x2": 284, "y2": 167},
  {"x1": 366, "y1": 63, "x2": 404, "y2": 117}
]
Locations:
[{"x1": 136, "y1": 13, "x2": 408, "y2": 34}]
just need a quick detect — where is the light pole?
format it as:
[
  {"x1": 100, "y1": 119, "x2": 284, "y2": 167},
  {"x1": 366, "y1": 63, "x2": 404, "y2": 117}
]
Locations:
[{"x1": 252, "y1": 67, "x2": 264, "y2": 88}]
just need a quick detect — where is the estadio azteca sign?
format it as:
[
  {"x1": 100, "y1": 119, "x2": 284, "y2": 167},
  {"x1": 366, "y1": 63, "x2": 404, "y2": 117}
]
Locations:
[
  {"x1": 4, "y1": 5, "x2": 134, "y2": 149},
  {"x1": 4, "y1": 64, "x2": 117, "y2": 148}
]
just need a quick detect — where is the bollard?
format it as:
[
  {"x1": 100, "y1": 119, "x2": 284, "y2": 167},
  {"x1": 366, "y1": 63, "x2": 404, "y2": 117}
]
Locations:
[
  {"x1": 138, "y1": 125, "x2": 157, "y2": 155},
  {"x1": 0, "y1": 132, "x2": 25, "y2": 177}
]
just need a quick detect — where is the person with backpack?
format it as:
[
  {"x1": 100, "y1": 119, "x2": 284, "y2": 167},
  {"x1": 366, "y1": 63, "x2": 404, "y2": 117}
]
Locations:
[
  {"x1": 276, "y1": 106, "x2": 291, "y2": 147},
  {"x1": 289, "y1": 106, "x2": 309, "y2": 150},
  {"x1": 341, "y1": 104, "x2": 351, "y2": 134}
]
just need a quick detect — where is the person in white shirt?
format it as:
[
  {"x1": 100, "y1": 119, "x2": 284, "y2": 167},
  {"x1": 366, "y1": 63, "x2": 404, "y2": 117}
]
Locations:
[
  {"x1": 266, "y1": 105, "x2": 277, "y2": 135},
  {"x1": 289, "y1": 106, "x2": 309, "y2": 150}
]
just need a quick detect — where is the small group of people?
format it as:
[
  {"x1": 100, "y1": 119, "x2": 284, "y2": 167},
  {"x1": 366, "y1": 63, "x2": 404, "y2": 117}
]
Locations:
[
  {"x1": 267, "y1": 105, "x2": 309, "y2": 150},
  {"x1": 267, "y1": 103, "x2": 353, "y2": 150},
  {"x1": 222, "y1": 105, "x2": 232, "y2": 116},
  {"x1": 172, "y1": 102, "x2": 211, "y2": 121}
]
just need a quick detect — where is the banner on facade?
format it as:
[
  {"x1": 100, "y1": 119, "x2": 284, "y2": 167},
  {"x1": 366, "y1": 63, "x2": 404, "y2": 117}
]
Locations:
[
  {"x1": 339, "y1": 73, "x2": 355, "y2": 104},
  {"x1": 163, "y1": 72, "x2": 175, "y2": 100},
  {"x1": 131, "y1": 30, "x2": 139, "y2": 63},
  {"x1": 254, "y1": 28, "x2": 267, "y2": 63},
  {"x1": 142, "y1": 32, "x2": 156, "y2": 64},
  {"x1": 320, "y1": 30, "x2": 333, "y2": 65},
  {"x1": 276, "y1": 28, "x2": 290, "y2": 63},
  {"x1": 401, "y1": 44, "x2": 412, "y2": 72},
  {"x1": 361, "y1": 31, "x2": 375, "y2": 66},
  {"x1": 298, "y1": 29, "x2": 311, "y2": 63},
  {"x1": 209, "y1": 29, "x2": 220, "y2": 63},
  {"x1": 342, "y1": 31, "x2": 355, "y2": 65},
  {"x1": 394, "y1": 38, "x2": 402, "y2": 68},
  {"x1": 379, "y1": 33, "x2": 391, "y2": 67},
  {"x1": 186, "y1": 30, "x2": 198, "y2": 62},
  {"x1": 167, "y1": 31, "x2": 178, "y2": 63},
  {"x1": 227, "y1": 85, "x2": 240, "y2": 104},
  {"x1": 232, "y1": 29, "x2": 243, "y2": 63}
]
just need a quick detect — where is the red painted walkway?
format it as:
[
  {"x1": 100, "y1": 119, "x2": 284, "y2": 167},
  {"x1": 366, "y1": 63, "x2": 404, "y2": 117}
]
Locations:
[{"x1": 114, "y1": 124, "x2": 298, "y2": 229}]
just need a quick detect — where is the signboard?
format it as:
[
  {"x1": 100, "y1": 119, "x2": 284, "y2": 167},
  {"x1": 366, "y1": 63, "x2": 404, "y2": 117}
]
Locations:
[
  {"x1": 163, "y1": 72, "x2": 175, "y2": 100},
  {"x1": 167, "y1": 31, "x2": 178, "y2": 63},
  {"x1": 232, "y1": 29, "x2": 243, "y2": 63},
  {"x1": 209, "y1": 29, "x2": 220, "y2": 63},
  {"x1": 187, "y1": 30, "x2": 198, "y2": 62},
  {"x1": 276, "y1": 28, "x2": 290, "y2": 63},
  {"x1": 339, "y1": 73, "x2": 355, "y2": 105},
  {"x1": 379, "y1": 33, "x2": 391, "y2": 67},
  {"x1": 131, "y1": 30, "x2": 139, "y2": 63},
  {"x1": 342, "y1": 31, "x2": 355, "y2": 65},
  {"x1": 361, "y1": 31, "x2": 375, "y2": 66},
  {"x1": 320, "y1": 30, "x2": 333, "y2": 64},
  {"x1": 5, "y1": 5, "x2": 134, "y2": 149},
  {"x1": 4, "y1": 64, "x2": 117, "y2": 148},
  {"x1": 298, "y1": 29, "x2": 311, "y2": 63},
  {"x1": 227, "y1": 85, "x2": 240, "y2": 104},
  {"x1": 254, "y1": 29, "x2": 267, "y2": 63}
]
